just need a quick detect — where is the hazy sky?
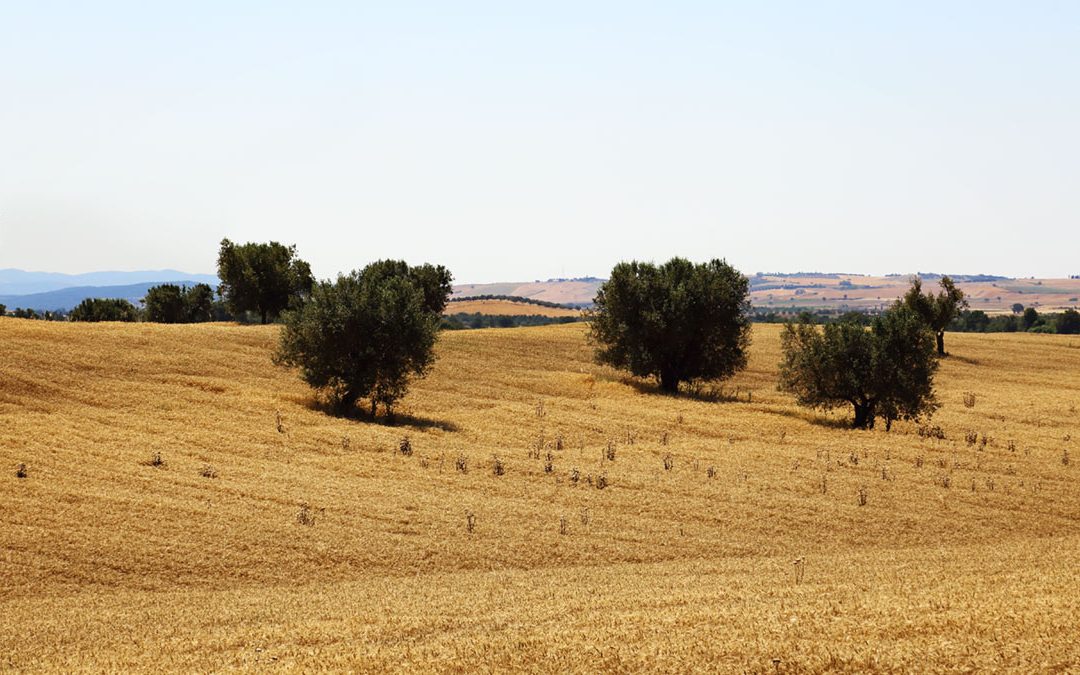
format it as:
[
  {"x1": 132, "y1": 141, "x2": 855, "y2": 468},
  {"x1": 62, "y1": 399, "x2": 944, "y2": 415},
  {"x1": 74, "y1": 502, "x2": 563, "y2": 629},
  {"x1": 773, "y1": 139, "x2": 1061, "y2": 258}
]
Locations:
[{"x1": 1, "y1": 1, "x2": 1078, "y2": 282}]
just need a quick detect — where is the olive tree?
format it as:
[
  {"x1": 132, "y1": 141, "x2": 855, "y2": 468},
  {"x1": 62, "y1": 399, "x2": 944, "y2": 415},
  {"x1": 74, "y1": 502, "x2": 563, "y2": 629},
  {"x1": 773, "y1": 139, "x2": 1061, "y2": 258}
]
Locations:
[
  {"x1": 587, "y1": 257, "x2": 751, "y2": 393},
  {"x1": 275, "y1": 260, "x2": 452, "y2": 418},
  {"x1": 902, "y1": 276, "x2": 968, "y2": 356},
  {"x1": 143, "y1": 283, "x2": 215, "y2": 323},
  {"x1": 69, "y1": 298, "x2": 139, "y2": 322},
  {"x1": 778, "y1": 304, "x2": 939, "y2": 430},
  {"x1": 217, "y1": 238, "x2": 314, "y2": 324}
]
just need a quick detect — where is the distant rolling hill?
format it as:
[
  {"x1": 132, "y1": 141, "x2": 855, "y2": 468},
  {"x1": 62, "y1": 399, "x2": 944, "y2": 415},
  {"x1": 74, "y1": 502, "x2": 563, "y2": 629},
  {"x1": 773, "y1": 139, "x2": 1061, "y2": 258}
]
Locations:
[
  {"x1": 749, "y1": 273, "x2": 1080, "y2": 313},
  {"x1": 453, "y1": 274, "x2": 1080, "y2": 314},
  {"x1": 446, "y1": 298, "x2": 583, "y2": 318},
  {"x1": 0, "y1": 269, "x2": 219, "y2": 296},
  {"x1": 453, "y1": 278, "x2": 603, "y2": 307},
  {"x1": 0, "y1": 281, "x2": 214, "y2": 312}
]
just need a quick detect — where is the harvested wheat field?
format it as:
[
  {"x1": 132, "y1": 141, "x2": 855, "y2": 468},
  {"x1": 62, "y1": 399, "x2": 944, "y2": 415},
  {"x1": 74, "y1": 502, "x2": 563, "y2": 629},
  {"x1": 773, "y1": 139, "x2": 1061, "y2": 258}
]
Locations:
[{"x1": 2, "y1": 319, "x2": 1079, "y2": 672}]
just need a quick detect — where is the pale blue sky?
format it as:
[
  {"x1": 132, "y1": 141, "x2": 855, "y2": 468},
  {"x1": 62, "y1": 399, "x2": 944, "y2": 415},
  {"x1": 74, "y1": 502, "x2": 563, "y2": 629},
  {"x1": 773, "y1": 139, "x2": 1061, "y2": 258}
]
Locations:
[{"x1": 1, "y1": 1, "x2": 1078, "y2": 282}]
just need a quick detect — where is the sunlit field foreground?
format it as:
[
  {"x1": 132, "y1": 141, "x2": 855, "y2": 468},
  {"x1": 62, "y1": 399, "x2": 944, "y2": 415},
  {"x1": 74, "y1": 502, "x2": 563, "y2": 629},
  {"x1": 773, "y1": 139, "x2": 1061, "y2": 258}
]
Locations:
[{"x1": 2, "y1": 320, "x2": 1079, "y2": 672}]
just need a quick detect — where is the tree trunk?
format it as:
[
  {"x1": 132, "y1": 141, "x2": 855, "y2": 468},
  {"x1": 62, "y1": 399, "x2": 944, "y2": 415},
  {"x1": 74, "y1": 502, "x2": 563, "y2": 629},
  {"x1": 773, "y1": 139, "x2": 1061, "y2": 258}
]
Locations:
[
  {"x1": 852, "y1": 402, "x2": 876, "y2": 429},
  {"x1": 936, "y1": 331, "x2": 945, "y2": 356},
  {"x1": 336, "y1": 389, "x2": 360, "y2": 416},
  {"x1": 260, "y1": 308, "x2": 269, "y2": 325},
  {"x1": 371, "y1": 398, "x2": 378, "y2": 418},
  {"x1": 659, "y1": 370, "x2": 680, "y2": 394}
]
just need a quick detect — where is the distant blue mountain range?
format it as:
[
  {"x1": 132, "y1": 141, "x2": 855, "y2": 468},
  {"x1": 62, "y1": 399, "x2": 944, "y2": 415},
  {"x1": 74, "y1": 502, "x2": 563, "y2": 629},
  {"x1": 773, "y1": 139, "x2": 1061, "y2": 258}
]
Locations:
[
  {"x1": 0, "y1": 269, "x2": 221, "y2": 312},
  {"x1": 0, "y1": 281, "x2": 218, "y2": 312},
  {"x1": 0, "y1": 269, "x2": 219, "y2": 296}
]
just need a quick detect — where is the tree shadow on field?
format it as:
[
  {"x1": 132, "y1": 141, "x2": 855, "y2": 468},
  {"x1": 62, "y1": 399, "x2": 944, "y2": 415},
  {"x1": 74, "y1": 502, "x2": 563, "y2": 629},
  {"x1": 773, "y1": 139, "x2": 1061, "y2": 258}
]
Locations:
[
  {"x1": 767, "y1": 406, "x2": 855, "y2": 430},
  {"x1": 946, "y1": 353, "x2": 981, "y2": 366},
  {"x1": 621, "y1": 377, "x2": 754, "y2": 404},
  {"x1": 305, "y1": 398, "x2": 460, "y2": 432}
]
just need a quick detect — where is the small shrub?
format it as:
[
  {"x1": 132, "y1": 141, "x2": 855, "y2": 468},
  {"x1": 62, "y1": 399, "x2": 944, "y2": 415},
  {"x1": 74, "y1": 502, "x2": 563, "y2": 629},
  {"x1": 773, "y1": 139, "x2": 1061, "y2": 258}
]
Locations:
[
  {"x1": 296, "y1": 503, "x2": 318, "y2": 526},
  {"x1": 148, "y1": 452, "x2": 166, "y2": 468},
  {"x1": 559, "y1": 516, "x2": 568, "y2": 535},
  {"x1": 554, "y1": 435, "x2": 564, "y2": 451},
  {"x1": 663, "y1": 454, "x2": 674, "y2": 471},
  {"x1": 1064, "y1": 449, "x2": 1071, "y2": 466},
  {"x1": 963, "y1": 392, "x2": 976, "y2": 408},
  {"x1": 492, "y1": 456, "x2": 505, "y2": 476},
  {"x1": 570, "y1": 467, "x2": 580, "y2": 484},
  {"x1": 399, "y1": 437, "x2": 413, "y2": 456},
  {"x1": 199, "y1": 464, "x2": 218, "y2": 478},
  {"x1": 595, "y1": 473, "x2": 608, "y2": 490},
  {"x1": 15, "y1": 463, "x2": 28, "y2": 479},
  {"x1": 465, "y1": 510, "x2": 476, "y2": 533},
  {"x1": 580, "y1": 507, "x2": 590, "y2": 525},
  {"x1": 706, "y1": 465, "x2": 716, "y2": 479},
  {"x1": 939, "y1": 474, "x2": 952, "y2": 489},
  {"x1": 857, "y1": 485, "x2": 868, "y2": 506},
  {"x1": 915, "y1": 455, "x2": 924, "y2": 468},
  {"x1": 918, "y1": 425, "x2": 946, "y2": 440},
  {"x1": 341, "y1": 436, "x2": 350, "y2": 450},
  {"x1": 819, "y1": 474, "x2": 827, "y2": 494},
  {"x1": 965, "y1": 431, "x2": 978, "y2": 446},
  {"x1": 660, "y1": 431, "x2": 669, "y2": 446},
  {"x1": 455, "y1": 455, "x2": 468, "y2": 473},
  {"x1": 544, "y1": 452, "x2": 554, "y2": 474},
  {"x1": 605, "y1": 441, "x2": 616, "y2": 462},
  {"x1": 276, "y1": 410, "x2": 285, "y2": 434}
]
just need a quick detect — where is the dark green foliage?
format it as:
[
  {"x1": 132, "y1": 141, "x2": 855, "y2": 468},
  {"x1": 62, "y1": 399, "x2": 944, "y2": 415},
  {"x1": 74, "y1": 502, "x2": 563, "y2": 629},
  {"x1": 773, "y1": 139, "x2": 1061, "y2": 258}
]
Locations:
[
  {"x1": 1011, "y1": 303, "x2": 1025, "y2": 314},
  {"x1": 1057, "y1": 309, "x2": 1080, "y2": 335},
  {"x1": 275, "y1": 260, "x2": 453, "y2": 418},
  {"x1": 143, "y1": 283, "x2": 216, "y2": 323},
  {"x1": 949, "y1": 309, "x2": 1080, "y2": 335},
  {"x1": 957, "y1": 309, "x2": 990, "y2": 332},
  {"x1": 186, "y1": 283, "x2": 214, "y2": 322},
  {"x1": 778, "y1": 305, "x2": 939, "y2": 430},
  {"x1": 903, "y1": 276, "x2": 968, "y2": 356},
  {"x1": 441, "y1": 313, "x2": 583, "y2": 330},
  {"x1": 69, "y1": 298, "x2": 139, "y2": 322},
  {"x1": 1022, "y1": 307, "x2": 1040, "y2": 330},
  {"x1": 588, "y1": 258, "x2": 751, "y2": 393},
  {"x1": 0, "y1": 304, "x2": 5, "y2": 316},
  {"x1": 217, "y1": 238, "x2": 314, "y2": 324}
]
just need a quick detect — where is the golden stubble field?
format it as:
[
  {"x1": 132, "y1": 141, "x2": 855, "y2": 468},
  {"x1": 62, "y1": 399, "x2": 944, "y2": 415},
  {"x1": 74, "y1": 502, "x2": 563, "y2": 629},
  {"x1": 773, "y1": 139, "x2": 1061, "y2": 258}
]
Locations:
[{"x1": 1, "y1": 319, "x2": 1079, "y2": 672}]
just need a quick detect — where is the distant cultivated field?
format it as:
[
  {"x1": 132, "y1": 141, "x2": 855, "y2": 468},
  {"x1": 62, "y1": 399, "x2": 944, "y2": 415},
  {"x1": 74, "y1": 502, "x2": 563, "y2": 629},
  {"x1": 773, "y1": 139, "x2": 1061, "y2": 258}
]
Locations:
[
  {"x1": 447, "y1": 299, "x2": 582, "y2": 317},
  {"x1": 2, "y1": 320, "x2": 1079, "y2": 671},
  {"x1": 752, "y1": 274, "x2": 1080, "y2": 313},
  {"x1": 451, "y1": 275, "x2": 1080, "y2": 313}
]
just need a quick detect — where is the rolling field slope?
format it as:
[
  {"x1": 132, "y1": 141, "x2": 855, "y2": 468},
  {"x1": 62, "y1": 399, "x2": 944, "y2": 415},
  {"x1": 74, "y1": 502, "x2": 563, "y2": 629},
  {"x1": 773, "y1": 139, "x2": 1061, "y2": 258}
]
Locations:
[
  {"x1": 2, "y1": 320, "x2": 1079, "y2": 671},
  {"x1": 446, "y1": 299, "x2": 583, "y2": 317}
]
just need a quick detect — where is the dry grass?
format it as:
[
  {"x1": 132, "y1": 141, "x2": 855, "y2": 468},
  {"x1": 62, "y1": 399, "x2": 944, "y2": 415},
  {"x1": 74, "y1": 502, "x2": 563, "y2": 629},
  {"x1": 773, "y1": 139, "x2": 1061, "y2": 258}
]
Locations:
[{"x1": 1, "y1": 319, "x2": 1079, "y2": 671}]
